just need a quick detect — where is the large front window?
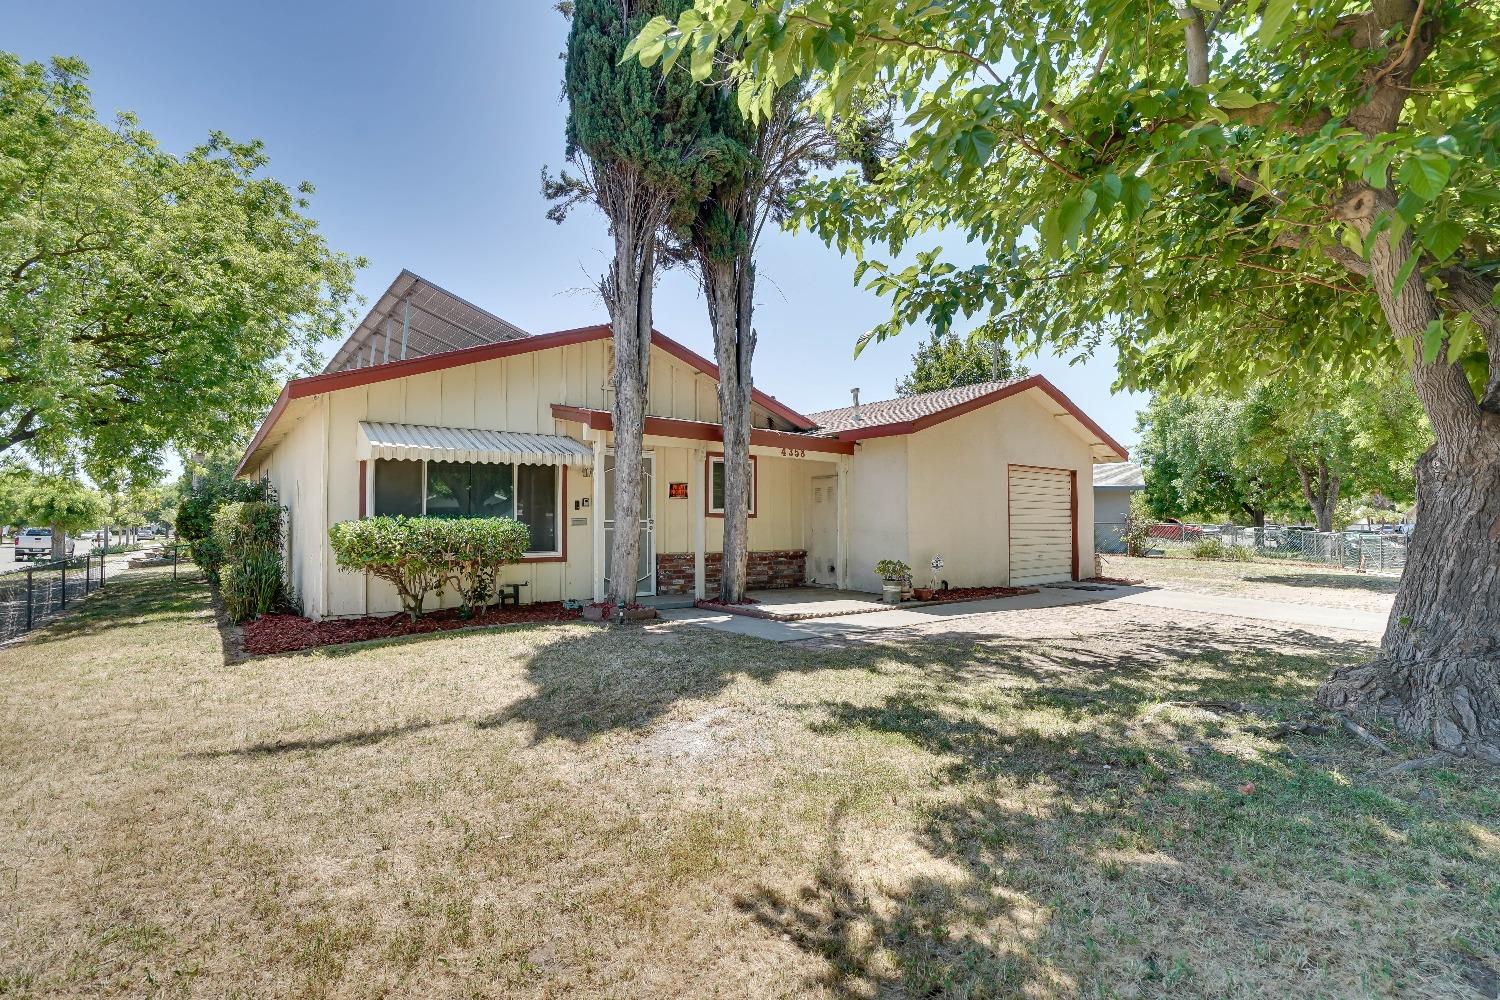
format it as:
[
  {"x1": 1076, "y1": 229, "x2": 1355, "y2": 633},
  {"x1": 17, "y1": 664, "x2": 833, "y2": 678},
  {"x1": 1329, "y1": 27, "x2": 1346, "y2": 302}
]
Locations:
[{"x1": 373, "y1": 459, "x2": 560, "y2": 554}]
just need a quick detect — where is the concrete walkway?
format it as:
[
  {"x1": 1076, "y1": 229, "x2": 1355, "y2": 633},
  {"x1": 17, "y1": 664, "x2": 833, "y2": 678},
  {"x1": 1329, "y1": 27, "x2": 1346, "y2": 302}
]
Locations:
[{"x1": 659, "y1": 583, "x2": 1389, "y2": 641}]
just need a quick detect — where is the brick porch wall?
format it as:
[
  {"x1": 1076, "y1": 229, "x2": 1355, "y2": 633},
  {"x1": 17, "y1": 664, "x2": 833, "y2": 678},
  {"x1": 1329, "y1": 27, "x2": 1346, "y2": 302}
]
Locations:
[{"x1": 656, "y1": 550, "x2": 807, "y2": 595}]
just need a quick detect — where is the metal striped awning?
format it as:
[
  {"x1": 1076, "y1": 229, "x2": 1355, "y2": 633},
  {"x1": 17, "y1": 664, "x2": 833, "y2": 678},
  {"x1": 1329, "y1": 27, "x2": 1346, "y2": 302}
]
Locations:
[{"x1": 357, "y1": 422, "x2": 593, "y2": 467}]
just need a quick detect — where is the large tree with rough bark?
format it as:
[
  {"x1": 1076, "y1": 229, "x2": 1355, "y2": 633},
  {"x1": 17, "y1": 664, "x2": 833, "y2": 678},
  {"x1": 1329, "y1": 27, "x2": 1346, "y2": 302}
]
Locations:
[
  {"x1": 636, "y1": 0, "x2": 1500, "y2": 760},
  {"x1": 547, "y1": 0, "x2": 735, "y2": 607},
  {"x1": 0, "y1": 53, "x2": 359, "y2": 483}
]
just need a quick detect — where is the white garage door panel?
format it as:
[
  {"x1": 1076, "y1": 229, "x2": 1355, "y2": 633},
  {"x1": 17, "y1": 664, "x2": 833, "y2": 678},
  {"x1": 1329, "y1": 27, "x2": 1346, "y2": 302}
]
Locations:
[{"x1": 1008, "y1": 466, "x2": 1074, "y2": 586}]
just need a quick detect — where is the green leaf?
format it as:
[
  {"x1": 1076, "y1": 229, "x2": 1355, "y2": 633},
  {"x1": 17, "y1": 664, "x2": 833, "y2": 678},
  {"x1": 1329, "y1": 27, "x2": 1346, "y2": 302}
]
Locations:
[
  {"x1": 1397, "y1": 154, "x2": 1451, "y2": 201},
  {"x1": 1121, "y1": 175, "x2": 1153, "y2": 220},
  {"x1": 1420, "y1": 318, "x2": 1445, "y2": 364},
  {"x1": 1390, "y1": 251, "x2": 1422, "y2": 301},
  {"x1": 1422, "y1": 220, "x2": 1464, "y2": 261},
  {"x1": 1259, "y1": 0, "x2": 1294, "y2": 43},
  {"x1": 1216, "y1": 90, "x2": 1259, "y2": 109},
  {"x1": 812, "y1": 30, "x2": 839, "y2": 72}
]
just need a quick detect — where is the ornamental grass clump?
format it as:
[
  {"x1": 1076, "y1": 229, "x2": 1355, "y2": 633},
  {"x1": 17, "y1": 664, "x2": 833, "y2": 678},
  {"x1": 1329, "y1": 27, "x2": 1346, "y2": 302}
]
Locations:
[
  {"x1": 212, "y1": 500, "x2": 286, "y2": 622},
  {"x1": 328, "y1": 516, "x2": 531, "y2": 622}
]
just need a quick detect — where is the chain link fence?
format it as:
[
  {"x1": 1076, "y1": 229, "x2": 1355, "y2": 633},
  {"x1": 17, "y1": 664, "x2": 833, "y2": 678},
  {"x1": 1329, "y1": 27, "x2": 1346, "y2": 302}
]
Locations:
[
  {"x1": 1095, "y1": 521, "x2": 1407, "y2": 575},
  {"x1": 0, "y1": 554, "x2": 107, "y2": 642}
]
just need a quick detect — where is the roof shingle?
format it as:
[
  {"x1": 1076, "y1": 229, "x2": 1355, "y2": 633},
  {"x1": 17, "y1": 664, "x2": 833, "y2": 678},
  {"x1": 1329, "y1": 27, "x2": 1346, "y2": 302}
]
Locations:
[{"x1": 807, "y1": 378, "x2": 1029, "y2": 435}]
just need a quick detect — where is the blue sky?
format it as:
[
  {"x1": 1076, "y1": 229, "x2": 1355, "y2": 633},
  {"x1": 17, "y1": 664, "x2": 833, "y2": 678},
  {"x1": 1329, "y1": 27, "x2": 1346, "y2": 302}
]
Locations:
[{"x1": 10, "y1": 0, "x2": 1146, "y2": 448}]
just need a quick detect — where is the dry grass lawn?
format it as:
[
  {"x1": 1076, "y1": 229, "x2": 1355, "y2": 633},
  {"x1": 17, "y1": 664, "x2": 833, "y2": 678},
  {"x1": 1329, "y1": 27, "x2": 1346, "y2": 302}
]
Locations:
[
  {"x1": 1, "y1": 567, "x2": 1495, "y2": 999},
  {"x1": 1100, "y1": 553, "x2": 1401, "y2": 614}
]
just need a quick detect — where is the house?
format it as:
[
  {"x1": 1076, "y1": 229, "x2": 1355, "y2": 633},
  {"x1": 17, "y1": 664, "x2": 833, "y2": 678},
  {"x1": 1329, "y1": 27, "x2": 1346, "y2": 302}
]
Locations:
[
  {"x1": 237, "y1": 271, "x2": 1129, "y2": 619},
  {"x1": 1092, "y1": 461, "x2": 1146, "y2": 553}
]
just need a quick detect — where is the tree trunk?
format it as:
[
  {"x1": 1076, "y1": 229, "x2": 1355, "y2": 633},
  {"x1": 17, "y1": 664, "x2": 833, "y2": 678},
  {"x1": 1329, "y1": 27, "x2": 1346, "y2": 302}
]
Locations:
[
  {"x1": 1295, "y1": 458, "x2": 1341, "y2": 533},
  {"x1": 704, "y1": 252, "x2": 757, "y2": 604},
  {"x1": 50, "y1": 522, "x2": 65, "y2": 561},
  {"x1": 1317, "y1": 189, "x2": 1500, "y2": 762},
  {"x1": 604, "y1": 212, "x2": 656, "y2": 609},
  {"x1": 1319, "y1": 443, "x2": 1500, "y2": 762},
  {"x1": 1241, "y1": 506, "x2": 1266, "y2": 530}
]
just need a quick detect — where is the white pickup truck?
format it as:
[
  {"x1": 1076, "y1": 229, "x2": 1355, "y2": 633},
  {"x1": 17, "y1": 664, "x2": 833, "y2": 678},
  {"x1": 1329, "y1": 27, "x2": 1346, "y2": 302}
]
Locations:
[{"x1": 14, "y1": 528, "x2": 74, "y2": 562}]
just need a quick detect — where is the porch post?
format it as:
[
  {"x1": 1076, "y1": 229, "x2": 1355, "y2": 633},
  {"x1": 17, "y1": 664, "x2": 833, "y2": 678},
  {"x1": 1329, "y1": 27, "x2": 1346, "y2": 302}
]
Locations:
[
  {"x1": 591, "y1": 433, "x2": 606, "y2": 602},
  {"x1": 692, "y1": 446, "x2": 706, "y2": 600},
  {"x1": 836, "y1": 453, "x2": 851, "y2": 589}
]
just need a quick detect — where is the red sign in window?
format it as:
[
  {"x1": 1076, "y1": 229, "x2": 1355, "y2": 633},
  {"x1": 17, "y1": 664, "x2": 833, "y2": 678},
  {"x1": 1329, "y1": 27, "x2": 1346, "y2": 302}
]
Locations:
[{"x1": 668, "y1": 482, "x2": 689, "y2": 499}]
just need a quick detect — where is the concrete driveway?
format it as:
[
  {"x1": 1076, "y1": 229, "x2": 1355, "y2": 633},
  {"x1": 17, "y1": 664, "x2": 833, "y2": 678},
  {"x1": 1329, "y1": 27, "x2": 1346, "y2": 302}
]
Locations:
[{"x1": 660, "y1": 581, "x2": 1392, "y2": 642}]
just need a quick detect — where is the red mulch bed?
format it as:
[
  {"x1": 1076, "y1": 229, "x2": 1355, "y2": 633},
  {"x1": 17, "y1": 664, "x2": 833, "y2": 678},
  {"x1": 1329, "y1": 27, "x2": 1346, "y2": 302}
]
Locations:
[
  {"x1": 241, "y1": 602, "x2": 581, "y2": 656},
  {"x1": 919, "y1": 586, "x2": 1039, "y2": 603}
]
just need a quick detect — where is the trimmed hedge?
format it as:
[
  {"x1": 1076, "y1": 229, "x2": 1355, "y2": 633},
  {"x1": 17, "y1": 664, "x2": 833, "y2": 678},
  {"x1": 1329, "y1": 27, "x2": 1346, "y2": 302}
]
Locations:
[{"x1": 329, "y1": 516, "x2": 532, "y2": 621}]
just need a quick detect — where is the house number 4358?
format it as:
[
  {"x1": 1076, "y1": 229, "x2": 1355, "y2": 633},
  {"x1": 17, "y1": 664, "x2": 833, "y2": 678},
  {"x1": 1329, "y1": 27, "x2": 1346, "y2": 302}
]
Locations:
[{"x1": 780, "y1": 447, "x2": 807, "y2": 458}]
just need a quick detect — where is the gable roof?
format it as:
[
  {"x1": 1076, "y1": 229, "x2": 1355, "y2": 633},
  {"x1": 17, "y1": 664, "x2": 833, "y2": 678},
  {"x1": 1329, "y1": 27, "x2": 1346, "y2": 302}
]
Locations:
[
  {"x1": 807, "y1": 375, "x2": 1129, "y2": 462},
  {"x1": 237, "y1": 321, "x2": 819, "y2": 476},
  {"x1": 809, "y1": 378, "x2": 1029, "y2": 434},
  {"x1": 1094, "y1": 461, "x2": 1145, "y2": 489},
  {"x1": 322, "y1": 270, "x2": 530, "y2": 374}
]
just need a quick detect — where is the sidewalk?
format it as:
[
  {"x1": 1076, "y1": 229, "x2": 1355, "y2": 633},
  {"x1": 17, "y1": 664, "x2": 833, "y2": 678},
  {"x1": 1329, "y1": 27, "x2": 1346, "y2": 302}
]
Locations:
[{"x1": 658, "y1": 583, "x2": 1389, "y2": 642}]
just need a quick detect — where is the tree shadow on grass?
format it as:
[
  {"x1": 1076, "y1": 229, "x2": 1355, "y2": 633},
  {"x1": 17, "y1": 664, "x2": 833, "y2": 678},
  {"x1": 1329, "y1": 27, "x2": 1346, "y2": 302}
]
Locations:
[
  {"x1": 1251, "y1": 572, "x2": 1401, "y2": 595},
  {"x1": 746, "y1": 636, "x2": 1493, "y2": 998},
  {"x1": 476, "y1": 624, "x2": 861, "y2": 744}
]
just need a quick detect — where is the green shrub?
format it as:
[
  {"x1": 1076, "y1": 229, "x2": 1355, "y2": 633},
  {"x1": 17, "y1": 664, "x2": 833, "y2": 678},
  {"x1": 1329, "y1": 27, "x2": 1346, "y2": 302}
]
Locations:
[
  {"x1": 212, "y1": 501, "x2": 282, "y2": 556},
  {"x1": 328, "y1": 516, "x2": 532, "y2": 621},
  {"x1": 209, "y1": 500, "x2": 285, "y2": 621},
  {"x1": 433, "y1": 517, "x2": 531, "y2": 617},
  {"x1": 1190, "y1": 537, "x2": 1251, "y2": 562},
  {"x1": 875, "y1": 559, "x2": 911, "y2": 582},
  {"x1": 177, "y1": 475, "x2": 276, "y2": 545},
  {"x1": 221, "y1": 549, "x2": 283, "y2": 623}
]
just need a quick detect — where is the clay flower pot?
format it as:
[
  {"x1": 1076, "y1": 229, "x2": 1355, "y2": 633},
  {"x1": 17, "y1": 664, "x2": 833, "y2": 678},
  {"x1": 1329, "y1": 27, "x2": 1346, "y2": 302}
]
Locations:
[{"x1": 912, "y1": 587, "x2": 935, "y2": 601}]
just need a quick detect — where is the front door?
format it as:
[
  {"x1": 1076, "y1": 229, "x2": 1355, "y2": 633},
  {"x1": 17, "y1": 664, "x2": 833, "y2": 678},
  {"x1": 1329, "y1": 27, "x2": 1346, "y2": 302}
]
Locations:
[
  {"x1": 806, "y1": 474, "x2": 838, "y2": 586},
  {"x1": 603, "y1": 451, "x2": 656, "y2": 596}
]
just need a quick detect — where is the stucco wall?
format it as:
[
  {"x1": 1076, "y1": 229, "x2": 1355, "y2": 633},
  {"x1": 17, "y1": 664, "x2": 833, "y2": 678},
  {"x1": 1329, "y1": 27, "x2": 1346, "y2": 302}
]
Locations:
[
  {"x1": 902, "y1": 389, "x2": 1096, "y2": 588},
  {"x1": 846, "y1": 435, "x2": 910, "y2": 593}
]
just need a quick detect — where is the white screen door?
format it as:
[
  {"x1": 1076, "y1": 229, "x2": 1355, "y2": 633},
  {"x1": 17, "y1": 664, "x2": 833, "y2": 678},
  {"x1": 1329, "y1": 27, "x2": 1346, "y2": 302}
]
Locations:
[
  {"x1": 806, "y1": 474, "x2": 838, "y2": 586},
  {"x1": 603, "y1": 451, "x2": 656, "y2": 596}
]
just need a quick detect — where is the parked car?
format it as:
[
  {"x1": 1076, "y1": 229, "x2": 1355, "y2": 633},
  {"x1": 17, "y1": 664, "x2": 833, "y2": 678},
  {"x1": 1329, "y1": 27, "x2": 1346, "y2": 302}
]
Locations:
[
  {"x1": 137, "y1": 525, "x2": 158, "y2": 540},
  {"x1": 14, "y1": 528, "x2": 74, "y2": 561}
]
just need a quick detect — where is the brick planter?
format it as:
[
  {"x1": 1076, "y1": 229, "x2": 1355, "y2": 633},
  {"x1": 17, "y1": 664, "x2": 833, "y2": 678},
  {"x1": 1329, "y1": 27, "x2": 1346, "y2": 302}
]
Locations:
[{"x1": 656, "y1": 550, "x2": 806, "y2": 595}]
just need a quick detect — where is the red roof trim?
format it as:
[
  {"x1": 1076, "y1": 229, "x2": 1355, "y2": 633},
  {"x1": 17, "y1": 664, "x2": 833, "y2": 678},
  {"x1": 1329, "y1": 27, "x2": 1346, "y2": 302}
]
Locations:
[
  {"x1": 237, "y1": 323, "x2": 821, "y2": 475},
  {"x1": 551, "y1": 405, "x2": 855, "y2": 455},
  {"x1": 829, "y1": 375, "x2": 1129, "y2": 460}
]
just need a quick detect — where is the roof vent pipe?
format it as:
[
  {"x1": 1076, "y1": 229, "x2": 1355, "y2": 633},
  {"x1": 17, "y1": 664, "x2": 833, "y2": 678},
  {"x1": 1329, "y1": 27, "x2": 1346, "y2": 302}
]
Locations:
[{"x1": 851, "y1": 388, "x2": 861, "y2": 425}]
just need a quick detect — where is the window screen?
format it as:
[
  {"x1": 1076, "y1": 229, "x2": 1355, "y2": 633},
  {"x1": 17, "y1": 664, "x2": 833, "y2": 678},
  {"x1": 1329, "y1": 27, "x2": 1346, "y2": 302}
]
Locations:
[
  {"x1": 373, "y1": 460, "x2": 423, "y2": 516},
  {"x1": 372, "y1": 459, "x2": 557, "y2": 552},
  {"x1": 710, "y1": 459, "x2": 726, "y2": 512},
  {"x1": 516, "y1": 464, "x2": 558, "y2": 552},
  {"x1": 425, "y1": 462, "x2": 514, "y2": 519},
  {"x1": 708, "y1": 457, "x2": 754, "y2": 515}
]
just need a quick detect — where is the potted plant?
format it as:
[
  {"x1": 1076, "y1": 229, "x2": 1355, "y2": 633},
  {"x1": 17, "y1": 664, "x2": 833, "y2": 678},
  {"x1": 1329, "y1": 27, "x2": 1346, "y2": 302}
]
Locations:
[
  {"x1": 913, "y1": 554, "x2": 943, "y2": 601},
  {"x1": 875, "y1": 559, "x2": 911, "y2": 604}
]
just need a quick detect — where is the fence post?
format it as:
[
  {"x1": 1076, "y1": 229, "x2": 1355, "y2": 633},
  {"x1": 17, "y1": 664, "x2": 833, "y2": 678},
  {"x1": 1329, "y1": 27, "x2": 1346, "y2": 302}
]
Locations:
[
  {"x1": 60, "y1": 558, "x2": 67, "y2": 608},
  {"x1": 25, "y1": 566, "x2": 33, "y2": 632}
]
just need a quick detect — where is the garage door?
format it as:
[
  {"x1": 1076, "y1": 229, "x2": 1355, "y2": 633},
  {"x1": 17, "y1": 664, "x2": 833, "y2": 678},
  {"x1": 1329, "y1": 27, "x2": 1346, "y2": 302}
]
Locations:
[{"x1": 1008, "y1": 465, "x2": 1076, "y2": 586}]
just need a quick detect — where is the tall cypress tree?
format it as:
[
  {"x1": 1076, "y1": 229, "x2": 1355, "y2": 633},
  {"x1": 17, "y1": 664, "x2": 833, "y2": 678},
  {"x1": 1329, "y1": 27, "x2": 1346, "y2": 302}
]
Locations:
[{"x1": 546, "y1": 0, "x2": 733, "y2": 607}]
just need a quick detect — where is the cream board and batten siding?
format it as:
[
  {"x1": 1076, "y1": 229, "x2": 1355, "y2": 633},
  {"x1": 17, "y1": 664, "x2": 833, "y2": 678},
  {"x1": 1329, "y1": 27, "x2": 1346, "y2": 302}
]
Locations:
[
  {"x1": 259, "y1": 338, "x2": 804, "y2": 618},
  {"x1": 245, "y1": 398, "x2": 329, "y2": 617},
  {"x1": 903, "y1": 389, "x2": 1094, "y2": 588}
]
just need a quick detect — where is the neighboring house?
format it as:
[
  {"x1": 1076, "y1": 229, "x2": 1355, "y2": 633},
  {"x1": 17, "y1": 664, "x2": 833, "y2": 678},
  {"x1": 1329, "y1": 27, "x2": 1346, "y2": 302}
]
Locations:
[
  {"x1": 1092, "y1": 461, "x2": 1146, "y2": 553},
  {"x1": 238, "y1": 271, "x2": 1129, "y2": 619}
]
